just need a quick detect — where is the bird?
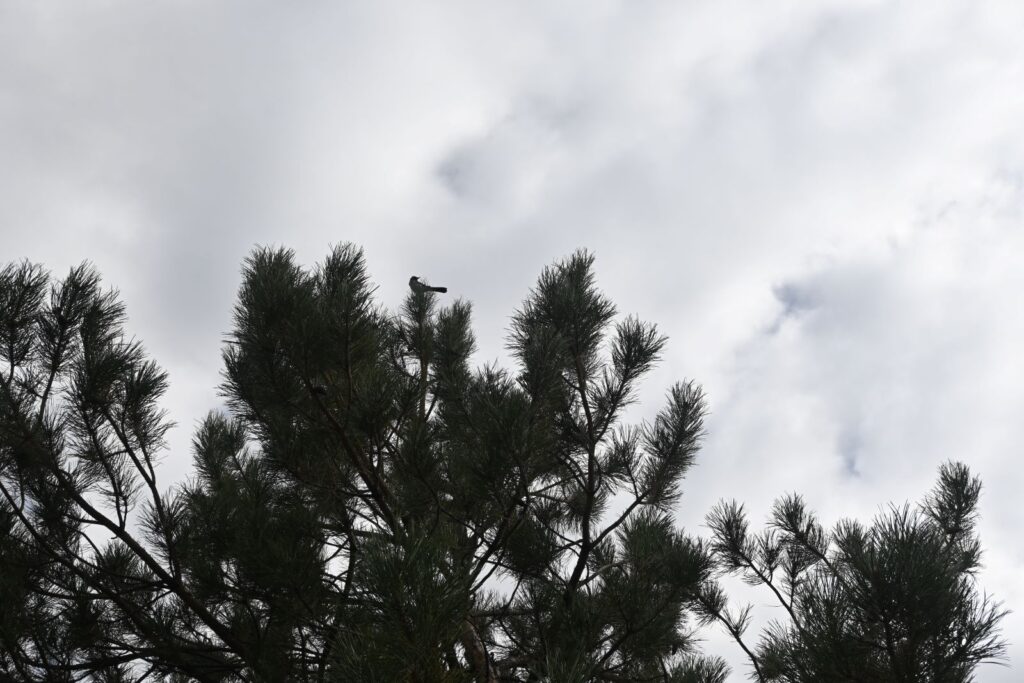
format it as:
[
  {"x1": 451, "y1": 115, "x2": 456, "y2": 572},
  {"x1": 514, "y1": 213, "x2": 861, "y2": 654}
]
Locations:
[{"x1": 409, "y1": 276, "x2": 447, "y2": 294}]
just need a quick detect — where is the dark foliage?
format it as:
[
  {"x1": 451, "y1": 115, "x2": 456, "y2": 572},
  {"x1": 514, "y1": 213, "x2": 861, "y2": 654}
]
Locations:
[
  {"x1": 694, "y1": 462, "x2": 1008, "y2": 682},
  {"x1": 0, "y1": 249, "x2": 728, "y2": 682}
]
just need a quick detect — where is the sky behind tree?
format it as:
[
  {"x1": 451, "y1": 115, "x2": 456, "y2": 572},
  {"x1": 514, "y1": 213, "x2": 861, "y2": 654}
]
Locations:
[{"x1": 2, "y1": 2, "x2": 1022, "y2": 678}]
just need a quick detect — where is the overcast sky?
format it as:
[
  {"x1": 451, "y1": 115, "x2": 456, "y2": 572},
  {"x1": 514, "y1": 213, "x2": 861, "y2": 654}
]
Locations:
[{"x1": 2, "y1": 1, "x2": 1022, "y2": 678}]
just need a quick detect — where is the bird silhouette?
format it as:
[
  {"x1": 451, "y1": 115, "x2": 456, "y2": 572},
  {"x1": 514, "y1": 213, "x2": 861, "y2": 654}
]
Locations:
[{"x1": 409, "y1": 276, "x2": 447, "y2": 294}]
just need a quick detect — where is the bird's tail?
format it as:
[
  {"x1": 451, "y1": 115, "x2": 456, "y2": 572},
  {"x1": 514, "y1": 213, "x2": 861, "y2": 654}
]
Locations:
[{"x1": 430, "y1": 286, "x2": 448, "y2": 293}]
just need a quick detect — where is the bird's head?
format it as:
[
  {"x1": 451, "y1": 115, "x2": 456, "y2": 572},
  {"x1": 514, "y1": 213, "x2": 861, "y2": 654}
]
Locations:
[{"x1": 409, "y1": 276, "x2": 420, "y2": 284}]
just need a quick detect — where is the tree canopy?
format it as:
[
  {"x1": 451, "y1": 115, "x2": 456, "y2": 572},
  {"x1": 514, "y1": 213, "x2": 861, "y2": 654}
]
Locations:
[
  {"x1": 0, "y1": 247, "x2": 727, "y2": 682},
  {"x1": 698, "y1": 461, "x2": 1008, "y2": 682},
  {"x1": 0, "y1": 247, "x2": 1006, "y2": 682}
]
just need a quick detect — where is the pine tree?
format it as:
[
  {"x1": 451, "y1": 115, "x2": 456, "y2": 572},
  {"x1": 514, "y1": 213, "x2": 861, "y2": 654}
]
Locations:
[
  {"x1": 0, "y1": 248, "x2": 729, "y2": 682},
  {"x1": 695, "y1": 462, "x2": 1008, "y2": 682}
]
